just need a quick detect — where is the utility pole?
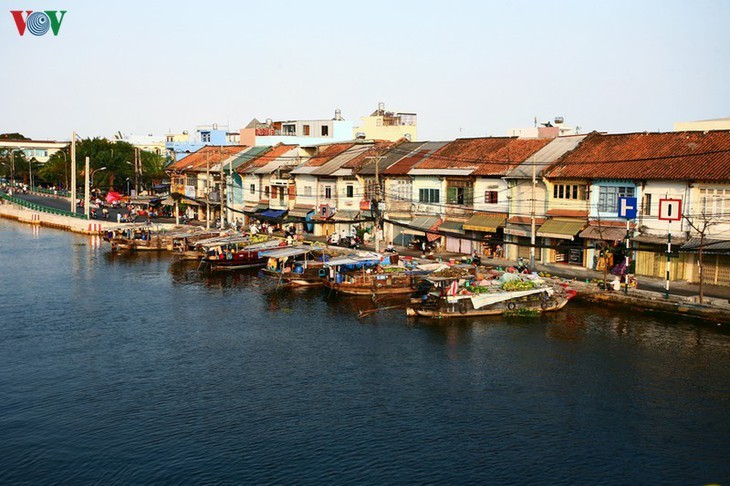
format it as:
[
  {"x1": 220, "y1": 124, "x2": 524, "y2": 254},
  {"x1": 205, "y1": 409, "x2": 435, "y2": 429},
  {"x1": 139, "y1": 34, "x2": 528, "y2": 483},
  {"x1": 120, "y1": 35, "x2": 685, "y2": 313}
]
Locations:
[
  {"x1": 529, "y1": 154, "x2": 537, "y2": 268},
  {"x1": 134, "y1": 147, "x2": 140, "y2": 197},
  {"x1": 206, "y1": 151, "x2": 211, "y2": 230},
  {"x1": 373, "y1": 152, "x2": 383, "y2": 252},
  {"x1": 84, "y1": 156, "x2": 90, "y2": 219},
  {"x1": 71, "y1": 132, "x2": 76, "y2": 212}
]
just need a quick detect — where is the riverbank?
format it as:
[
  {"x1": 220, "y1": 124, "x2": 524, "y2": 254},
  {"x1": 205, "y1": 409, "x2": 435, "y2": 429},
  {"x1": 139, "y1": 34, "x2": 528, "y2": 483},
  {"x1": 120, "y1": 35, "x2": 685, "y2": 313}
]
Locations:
[{"x1": 2, "y1": 199, "x2": 729, "y2": 323}]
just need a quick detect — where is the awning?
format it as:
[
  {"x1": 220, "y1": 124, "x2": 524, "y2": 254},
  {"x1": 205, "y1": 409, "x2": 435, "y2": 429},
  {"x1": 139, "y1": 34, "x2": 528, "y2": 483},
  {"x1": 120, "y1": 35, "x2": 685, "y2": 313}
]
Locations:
[
  {"x1": 332, "y1": 210, "x2": 360, "y2": 222},
  {"x1": 439, "y1": 221, "x2": 465, "y2": 235},
  {"x1": 579, "y1": 225, "x2": 628, "y2": 241},
  {"x1": 243, "y1": 203, "x2": 268, "y2": 214},
  {"x1": 402, "y1": 216, "x2": 440, "y2": 236},
  {"x1": 259, "y1": 246, "x2": 312, "y2": 258},
  {"x1": 180, "y1": 197, "x2": 201, "y2": 206},
  {"x1": 537, "y1": 218, "x2": 586, "y2": 240},
  {"x1": 680, "y1": 237, "x2": 730, "y2": 254},
  {"x1": 504, "y1": 223, "x2": 532, "y2": 238},
  {"x1": 462, "y1": 213, "x2": 506, "y2": 233},
  {"x1": 288, "y1": 206, "x2": 315, "y2": 219},
  {"x1": 257, "y1": 209, "x2": 287, "y2": 221}
]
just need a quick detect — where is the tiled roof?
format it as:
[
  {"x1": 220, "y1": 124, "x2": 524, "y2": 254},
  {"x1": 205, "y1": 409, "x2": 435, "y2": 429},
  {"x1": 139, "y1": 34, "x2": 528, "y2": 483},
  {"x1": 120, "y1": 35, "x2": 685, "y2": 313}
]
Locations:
[
  {"x1": 167, "y1": 145, "x2": 248, "y2": 172},
  {"x1": 237, "y1": 144, "x2": 298, "y2": 174},
  {"x1": 544, "y1": 131, "x2": 730, "y2": 181},
  {"x1": 382, "y1": 142, "x2": 449, "y2": 175},
  {"x1": 413, "y1": 137, "x2": 552, "y2": 175},
  {"x1": 358, "y1": 141, "x2": 426, "y2": 175},
  {"x1": 300, "y1": 143, "x2": 355, "y2": 168}
]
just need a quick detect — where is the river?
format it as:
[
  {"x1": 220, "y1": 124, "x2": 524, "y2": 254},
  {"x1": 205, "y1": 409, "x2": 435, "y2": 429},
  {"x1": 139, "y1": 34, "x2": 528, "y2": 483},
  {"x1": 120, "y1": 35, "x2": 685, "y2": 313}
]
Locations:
[{"x1": 0, "y1": 220, "x2": 728, "y2": 484}]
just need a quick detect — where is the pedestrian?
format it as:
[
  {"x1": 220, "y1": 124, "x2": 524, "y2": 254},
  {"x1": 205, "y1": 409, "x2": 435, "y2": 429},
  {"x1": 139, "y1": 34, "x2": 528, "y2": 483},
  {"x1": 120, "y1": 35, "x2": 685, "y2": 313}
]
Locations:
[
  {"x1": 495, "y1": 244, "x2": 503, "y2": 258},
  {"x1": 420, "y1": 239, "x2": 427, "y2": 257},
  {"x1": 102, "y1": 207, "x2": 109, "y2": 219},
  {"x1": 117, "y1": 212, "x2": 122, "y2": 223}
]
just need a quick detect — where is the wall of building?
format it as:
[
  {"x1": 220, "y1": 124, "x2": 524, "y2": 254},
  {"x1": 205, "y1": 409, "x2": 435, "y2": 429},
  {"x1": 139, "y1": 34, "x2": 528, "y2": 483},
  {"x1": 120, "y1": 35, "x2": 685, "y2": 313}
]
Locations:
[
  {"x1": 473, "y1": 177, "x2": 510, "y2": 215},
  {"x1": 411, "y1": 176, "x2": 443, "y2": 216}
]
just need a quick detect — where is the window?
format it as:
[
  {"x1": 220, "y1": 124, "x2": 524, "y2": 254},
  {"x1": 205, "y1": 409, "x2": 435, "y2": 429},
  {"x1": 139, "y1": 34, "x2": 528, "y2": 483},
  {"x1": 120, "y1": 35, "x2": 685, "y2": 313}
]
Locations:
[
  {"x1": 201, "y1": 132, "x2": 211, "y2": 143},
  {"x1": 250, "y1": 184, "x2": 256, "y2": 195},
  {"x1": 302, "y1": 125, "x2": 310, "y2": 136},
  {"x1": 186, "y1": 175, "x2": 196, "y2": 187},
  {"x1": 346, "y1": 185, "x2": 354, "y2": 198},
  {"x1": 279, "y1": 188, "x2": 285, "y2": 203},
  {"x1": 598, "y1": 186, "x2": 635, "y2": 212},
  {"x1": 390, "y1": 179, "x2": 411, "y2": 201},
  {"x1": 484, "y1": 191, "x2": 498, "y2": 204},
  {"x1": 324, "y1": 186, "x2": 332, "y2": 199},
  {"x1": 283, "y1": 124, "x2": 296, "y2": 135},
  {"x1": 553, "y1": 184, "x2": 587, "y2": 200},
  {"x1": 321, "y1": 125, "x2": 329, "y2": 137},
  {"x1": 700, "y1": 188, "x2": 730, "y2": 218},
  {"x1": 304, "y1": 186, "x2": 312, "y2": 196},
  {"x1": 271, "y1": 186, "x2": 278, "y2": 199},
  {"x1": 264, "y1": 186, "x2": 270, "y2": 198},
  {"x1": 419, "y1": 188, "x2": 440, "y2": 204},
  {"x1": 643, "y1": 193, "x2": 652, "y2": 216}
]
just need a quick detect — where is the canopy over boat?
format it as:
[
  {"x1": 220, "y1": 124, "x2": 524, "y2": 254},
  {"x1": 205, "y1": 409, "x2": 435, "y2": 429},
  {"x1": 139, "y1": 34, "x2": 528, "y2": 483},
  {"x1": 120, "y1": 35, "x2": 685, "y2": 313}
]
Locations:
[{"x1": 259, "y1": 245, "x2": 313, "y2": 259}]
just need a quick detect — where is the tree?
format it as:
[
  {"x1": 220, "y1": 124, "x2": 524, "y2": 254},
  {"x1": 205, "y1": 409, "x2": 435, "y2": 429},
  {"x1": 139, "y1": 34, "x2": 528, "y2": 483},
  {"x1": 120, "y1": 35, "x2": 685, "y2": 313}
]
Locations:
[{"x1": 683, "y1": 206, "x2": 722, "y2": 304}]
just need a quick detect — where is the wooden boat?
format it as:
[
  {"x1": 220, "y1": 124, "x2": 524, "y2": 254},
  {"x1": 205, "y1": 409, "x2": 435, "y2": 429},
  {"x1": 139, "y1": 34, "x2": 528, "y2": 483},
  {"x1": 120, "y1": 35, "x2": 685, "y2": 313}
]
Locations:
[
  {"x1": 198, "y1": 235, "x2": 285, "y2": 271},
  {"x1": 259, "y1": 245, "x2": 327, "y2": 287},
  {"x1": 322, "y1": 252, "x2": 432, "y2": 296},
  {"x1": 406, "y1": 269, "x2": 577, "y2": 318},
  {"x1": 171, "y1": 230, "x2": 230, "y2": 260},
  {"x1": 103, "y1": 224, "x2": 178, "y2": 251}
]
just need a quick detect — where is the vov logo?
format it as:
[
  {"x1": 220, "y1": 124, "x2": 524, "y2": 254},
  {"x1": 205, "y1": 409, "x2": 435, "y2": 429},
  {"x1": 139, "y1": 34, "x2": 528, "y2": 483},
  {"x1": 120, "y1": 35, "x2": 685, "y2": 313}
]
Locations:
[{"x1": 11, "y1": 10, "x2": 67, "y2": 36}]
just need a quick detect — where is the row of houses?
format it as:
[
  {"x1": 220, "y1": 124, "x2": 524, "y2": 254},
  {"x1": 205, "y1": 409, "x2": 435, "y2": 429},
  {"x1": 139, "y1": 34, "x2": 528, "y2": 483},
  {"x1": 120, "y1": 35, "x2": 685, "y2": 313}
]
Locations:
[{"x1": 167, "y1": 130, "x2": 730, "y2": 286}]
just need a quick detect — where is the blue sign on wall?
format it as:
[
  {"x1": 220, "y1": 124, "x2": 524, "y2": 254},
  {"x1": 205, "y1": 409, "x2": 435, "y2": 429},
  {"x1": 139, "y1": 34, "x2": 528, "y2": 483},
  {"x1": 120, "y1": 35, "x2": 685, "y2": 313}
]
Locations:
[{"x1": 618, "y1": 196, "x2": 638, "y2": 219}]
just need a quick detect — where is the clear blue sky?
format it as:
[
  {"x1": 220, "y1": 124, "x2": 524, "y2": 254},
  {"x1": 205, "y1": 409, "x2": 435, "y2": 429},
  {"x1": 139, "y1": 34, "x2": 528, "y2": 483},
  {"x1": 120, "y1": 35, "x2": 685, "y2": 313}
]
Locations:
[{"x1": 1, "y1": 0, "x2": 728, "y2": 141}]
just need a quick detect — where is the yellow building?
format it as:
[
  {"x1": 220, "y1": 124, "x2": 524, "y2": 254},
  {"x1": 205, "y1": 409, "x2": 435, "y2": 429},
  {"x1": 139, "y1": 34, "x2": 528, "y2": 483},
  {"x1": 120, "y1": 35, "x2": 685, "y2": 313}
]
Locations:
[
  {"x1": 354, "y1": 102, "x2": 417, "y2": 142},
  {"x1": 674, "y1": 117, "x2": 730, "y2": 132}
]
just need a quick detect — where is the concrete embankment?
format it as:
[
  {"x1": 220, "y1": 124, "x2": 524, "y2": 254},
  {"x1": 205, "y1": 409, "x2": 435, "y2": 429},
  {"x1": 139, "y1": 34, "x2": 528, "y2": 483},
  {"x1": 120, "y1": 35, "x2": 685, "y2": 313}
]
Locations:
[
  {"x1": 0, "y1": 201, "x2": 115, "y2": 234},
  {"x1": 568, "y1": 280, "x2": 730, "y2": 324}
]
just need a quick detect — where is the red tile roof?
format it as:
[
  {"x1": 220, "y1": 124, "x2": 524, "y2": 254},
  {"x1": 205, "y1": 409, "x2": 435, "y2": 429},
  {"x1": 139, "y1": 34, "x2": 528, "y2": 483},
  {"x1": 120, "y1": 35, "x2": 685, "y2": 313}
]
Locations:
[
  {"x1": 237, "y1": 144, "x2": 297, "y2": 172},
  {"x1": 342, "y1": 140, "x2": 397, "y2": 169},
  {"x1": 416, "y1": 137, "x2": 552, "y2": 175},
  {"x1": 167, "y1": 145, "x2": 248, "y2": 172},
  {"x1": 300, "y1": 142, "x2": 355, "y2": 167},
  {"x1": 544, "y1": 131, "x2": 730, "y2": 181}
]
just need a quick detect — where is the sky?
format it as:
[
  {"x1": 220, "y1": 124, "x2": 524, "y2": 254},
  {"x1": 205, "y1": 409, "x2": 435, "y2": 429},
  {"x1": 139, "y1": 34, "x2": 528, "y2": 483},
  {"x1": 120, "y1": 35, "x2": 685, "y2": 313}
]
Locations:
[{"x1": 1, "y1": 0, "x2": 729, "y2": 142}]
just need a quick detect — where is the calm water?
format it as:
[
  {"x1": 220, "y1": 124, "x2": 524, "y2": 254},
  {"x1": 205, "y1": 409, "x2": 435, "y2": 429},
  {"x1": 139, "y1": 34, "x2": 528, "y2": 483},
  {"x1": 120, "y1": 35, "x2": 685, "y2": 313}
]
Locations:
[{"x1": 1, "y1": 220, "x2": 729, "y2": 485}]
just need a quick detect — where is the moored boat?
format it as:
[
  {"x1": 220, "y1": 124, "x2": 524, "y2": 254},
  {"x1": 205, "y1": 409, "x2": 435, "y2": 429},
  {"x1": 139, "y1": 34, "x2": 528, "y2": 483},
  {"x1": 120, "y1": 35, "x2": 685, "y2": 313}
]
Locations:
[
  {"x1": 198, "y1": 235, "x2": 285, "y2": 271},
  {"x1": 406, "y1": 268, "x2": 577, "y2": 318},
  {"x1": 322, "y1": 252, "x2": 433, "y2": 296},
  {"x1": 259, "y1": 245, "x2": 329, "y2": 286}
]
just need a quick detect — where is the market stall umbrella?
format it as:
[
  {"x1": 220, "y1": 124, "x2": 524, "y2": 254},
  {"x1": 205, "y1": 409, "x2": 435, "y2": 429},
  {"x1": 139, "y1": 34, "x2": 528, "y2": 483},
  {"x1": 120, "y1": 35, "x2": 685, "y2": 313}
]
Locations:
[{"x1": 105, "y1": 191, "x2": 123, "y2": 203}]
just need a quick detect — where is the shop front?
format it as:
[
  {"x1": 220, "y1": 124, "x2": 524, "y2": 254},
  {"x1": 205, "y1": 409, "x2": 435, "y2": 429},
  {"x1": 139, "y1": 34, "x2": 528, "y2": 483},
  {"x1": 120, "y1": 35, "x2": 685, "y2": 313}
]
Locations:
[
  {"x1": 462, "y1": 213, "x2": 506, "y2": 256},
  {"x1": 439, "y1": 220, "x2": 472, "y2": 255},
  {"x1": 537, "y1": 218, "x2": 587, "y2": 266},
  {"x1": 401, "y1": 216, "x2": 442, "y2": 251}
]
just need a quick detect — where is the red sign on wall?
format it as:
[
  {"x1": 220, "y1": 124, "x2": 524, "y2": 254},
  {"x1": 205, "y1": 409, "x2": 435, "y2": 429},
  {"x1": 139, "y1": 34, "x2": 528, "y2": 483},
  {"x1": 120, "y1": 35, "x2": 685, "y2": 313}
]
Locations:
[{"x1": 658, "y1": 198, "x2": 682, "y2": 221}]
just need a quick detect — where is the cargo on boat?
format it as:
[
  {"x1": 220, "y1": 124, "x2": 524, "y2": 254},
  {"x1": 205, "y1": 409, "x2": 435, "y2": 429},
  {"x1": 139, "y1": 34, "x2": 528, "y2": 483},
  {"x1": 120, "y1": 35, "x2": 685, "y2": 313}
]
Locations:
[
  {"x1": 103, "y1": 224, "x2": 197, "y2": 252},
  {"x1": 322, "y1": 252, "x2": 434, "y2": 296},
  {"x1": 406, "y1": 267, "x2": 577, "y2": 318}
]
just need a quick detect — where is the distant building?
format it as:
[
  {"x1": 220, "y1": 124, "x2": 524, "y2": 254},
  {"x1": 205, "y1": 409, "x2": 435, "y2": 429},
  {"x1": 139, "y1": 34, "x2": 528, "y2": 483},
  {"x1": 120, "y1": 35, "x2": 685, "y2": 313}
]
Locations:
[
  {"x1": 166, "y1": 124, "x2": 240, "y2": 160},
  {"x1": 353, "y1": 102, "x2": 417, "y2": 141},
  {"x1": 674, "y1": 117, "x2": 730, "y2": 132},
  {"x1": 240, "y1": 110, "x2": 354, "y2": 147},
  {"x1": 508, "y1": 117, "x2": 580, "y2": 138},
  {"x1": 0, "y1": 139, "x2": 69, "y2": 163},
  {"x1": 113, "y1": 133, "x2": 166, "y2": 156}
]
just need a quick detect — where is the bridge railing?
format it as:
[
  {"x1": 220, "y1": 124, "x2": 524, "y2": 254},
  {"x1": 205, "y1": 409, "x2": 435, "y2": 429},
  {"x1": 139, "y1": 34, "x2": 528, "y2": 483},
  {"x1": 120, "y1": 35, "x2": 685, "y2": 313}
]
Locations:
[{"x1": 1, "y1": 192, "x2": 87, "y2": 219}]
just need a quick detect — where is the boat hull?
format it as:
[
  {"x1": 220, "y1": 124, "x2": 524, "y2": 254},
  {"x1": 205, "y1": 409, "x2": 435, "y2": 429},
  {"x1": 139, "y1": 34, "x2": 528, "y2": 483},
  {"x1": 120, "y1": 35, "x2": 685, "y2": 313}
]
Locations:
[{"x1": 407, "y1": 291, "x2": 575, "y2": 318}]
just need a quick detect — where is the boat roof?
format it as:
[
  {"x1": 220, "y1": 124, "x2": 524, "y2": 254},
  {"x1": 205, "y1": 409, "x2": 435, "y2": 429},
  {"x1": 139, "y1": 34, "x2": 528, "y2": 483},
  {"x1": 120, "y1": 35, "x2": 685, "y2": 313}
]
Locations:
[{"x1": 259, "y1": 245, "x2": 313, "y2": 258}]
